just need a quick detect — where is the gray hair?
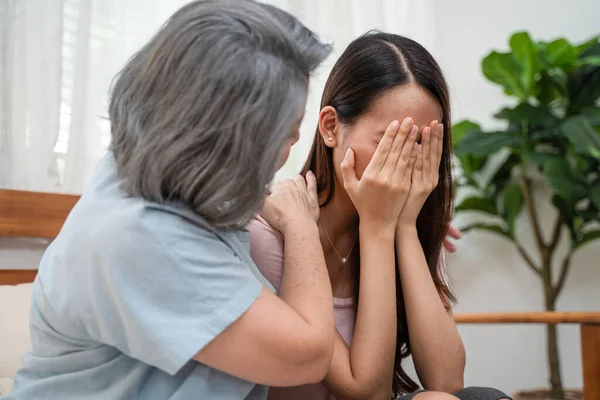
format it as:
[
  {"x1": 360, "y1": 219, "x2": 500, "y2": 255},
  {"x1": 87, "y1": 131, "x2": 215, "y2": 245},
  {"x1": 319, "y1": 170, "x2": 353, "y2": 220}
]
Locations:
[{"x1": 108, "y1": 0, "x2": 331, "y2": 228}]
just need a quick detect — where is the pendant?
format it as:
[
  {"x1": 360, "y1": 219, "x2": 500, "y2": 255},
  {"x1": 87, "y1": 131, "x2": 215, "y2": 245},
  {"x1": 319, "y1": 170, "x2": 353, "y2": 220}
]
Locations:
[{"x1": 341, "y1": 258, "x2": 347, "y2": 264}]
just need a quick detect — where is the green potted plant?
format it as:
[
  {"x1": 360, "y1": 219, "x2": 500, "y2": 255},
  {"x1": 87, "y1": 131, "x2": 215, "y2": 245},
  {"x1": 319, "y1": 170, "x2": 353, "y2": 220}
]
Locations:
[{"x1": 452, "y1": 32, "x2": 600, "y2": 400}]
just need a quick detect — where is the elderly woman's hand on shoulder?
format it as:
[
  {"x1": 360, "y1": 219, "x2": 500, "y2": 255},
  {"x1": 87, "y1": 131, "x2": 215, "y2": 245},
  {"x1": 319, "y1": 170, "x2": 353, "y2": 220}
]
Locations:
[{"x1": 261, "y1": 172, "x2": 320, "y2": 235}]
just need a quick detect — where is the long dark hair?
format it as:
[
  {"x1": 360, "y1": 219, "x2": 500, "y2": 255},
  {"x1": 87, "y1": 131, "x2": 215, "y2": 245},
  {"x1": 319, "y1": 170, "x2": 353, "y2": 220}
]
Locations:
[{"x1": 300, "y1": 31, "x2": 455, "y2": 396}]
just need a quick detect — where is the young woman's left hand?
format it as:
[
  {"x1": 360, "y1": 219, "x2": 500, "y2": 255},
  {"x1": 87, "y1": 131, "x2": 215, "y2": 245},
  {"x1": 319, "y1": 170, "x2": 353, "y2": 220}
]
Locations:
[
  {"x1": 398, "y1": 120, "x2": 444, "y2": 227},
  {"x1": 443, "y1": 225, "x2": 462, "y2": 253}
]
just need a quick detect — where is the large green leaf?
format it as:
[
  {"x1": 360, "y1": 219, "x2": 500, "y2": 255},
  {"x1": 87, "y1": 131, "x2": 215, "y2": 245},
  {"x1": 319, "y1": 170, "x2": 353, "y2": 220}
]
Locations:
[
  {"x1": 452, "y1": 120, "x2": 481, "y2": 146},
  {"x1": 523, "y1": 150, "x2": 561, "y2": 166},
  {"x1": 591, "y1": 180, "x2": 600, "y2": 209},
  {"x1": 455, "y1": 196, "x2": 499, "y2": 216},
  {"x1": 580, "y1": 108, "x2": 600, "y2": 126},
  {"x1": 509, "y1": 32, "x2": 540, "y2": 95},
  {"x1": 581, "y1": 56, "x2": 600, "y2": 66},
  {"x1": 579, "y1": 40, "x2": 600, "y2": 58},
  {"x1": 552, "y1": 195, "x2": 577, "y2": 239},
  {"x1": 454, "y1": 130, "x2": 523, "y2": 157},
  {"x1": 485, "y1": 153, "x2": 520, "y2": 197},
  {"x1": 561, "y1": 115, "x2": 600, "y2": 157},
  {"x1": 574, "y1": 230, "x2": 600, "y2": 250},
  {"x1": 536, "y1": 71, "x2": 567, "y2": 105},
  {"x1": 494, "y1": 103, "x2": 558, "y2": 129},
  {"x1": 502, "y1": 183, "x2": 524, "y2": 233},
  {"x1": 482, "y1": 51, "x2": 526, "y2": 99},
  {"x1": 568, "y1": 64, "x2": 600, "y2": 108},
  {"x1": 576, "y1": 36, "x2": 599, "y2": 54},
  {"x1": 460, "y1": 223, "x2": 512, "y2": 240},
  {"x1": 544, "y1": 38, "x2": 579, "y2": 66},
  {"x1": 457, "y1": 154, "x2": 487, "y2": 176},
  {"x1": 543, "y1": 158, "x2": 588, "y2": 204}
]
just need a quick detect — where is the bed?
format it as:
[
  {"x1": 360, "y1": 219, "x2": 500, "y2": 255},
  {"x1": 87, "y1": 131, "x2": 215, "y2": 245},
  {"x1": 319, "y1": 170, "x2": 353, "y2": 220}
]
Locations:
[{"x1": 0, "y1": 188, "x2": 598, "y2": 398}]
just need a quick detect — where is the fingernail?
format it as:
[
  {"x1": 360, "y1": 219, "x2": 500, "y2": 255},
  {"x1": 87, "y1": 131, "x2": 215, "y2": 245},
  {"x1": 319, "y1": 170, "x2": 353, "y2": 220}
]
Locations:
[
  {"x1": 410, "y1": 125, "x2": 418, "y2": 136},
  {"x1": 307, "y1": 170, "x2": 314, "y2": 177},
  {"x1": 390, "y1": 120, "x2": 400, "y2": 130},
  {"x1": 418, "y1": 144, "x2": 423, "y2": 152},
  {"x1": 345, "y1": 148, "x2": 351, "y2": 159},
  {"x1": 402, "y1": 118, "x2": 413, "y2": 128}
]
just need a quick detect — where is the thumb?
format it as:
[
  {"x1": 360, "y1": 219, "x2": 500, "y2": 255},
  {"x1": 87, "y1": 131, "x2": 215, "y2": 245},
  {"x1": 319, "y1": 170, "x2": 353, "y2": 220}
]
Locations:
[
  {"x1": 306, "y1": 170, "x2": 318, "y2": 202},
  {"x1": 340, "y1": 148, "x2": 358, "y2": 191}
]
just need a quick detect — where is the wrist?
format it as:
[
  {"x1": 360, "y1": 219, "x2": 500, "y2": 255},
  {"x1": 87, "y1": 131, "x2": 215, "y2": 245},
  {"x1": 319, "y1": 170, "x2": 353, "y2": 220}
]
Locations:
[
  {"x1": 396, "y1": 220, "x2": 418, "y2": 236},
  {"x1": 281, "y1": 218, "x2": 318, "y2": 236},
  {"x1": 359, "y1": 221, "x2": 396, "y2": 240}
]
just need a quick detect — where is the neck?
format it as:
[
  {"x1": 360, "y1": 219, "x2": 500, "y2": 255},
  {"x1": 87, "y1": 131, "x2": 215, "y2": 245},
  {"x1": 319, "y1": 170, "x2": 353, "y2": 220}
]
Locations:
[
  {"x1": 318, "y1": 183, "x2": 359, "y2": 298},
  {"x1": 319, "y1": 189, "x2": 358, "y2": 239}
]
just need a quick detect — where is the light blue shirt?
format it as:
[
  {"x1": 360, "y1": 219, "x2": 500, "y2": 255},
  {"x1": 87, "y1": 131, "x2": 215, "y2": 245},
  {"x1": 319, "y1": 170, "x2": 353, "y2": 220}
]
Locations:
[{"x1": 9, "y1": 154, "x2": 275, "y2": 400}]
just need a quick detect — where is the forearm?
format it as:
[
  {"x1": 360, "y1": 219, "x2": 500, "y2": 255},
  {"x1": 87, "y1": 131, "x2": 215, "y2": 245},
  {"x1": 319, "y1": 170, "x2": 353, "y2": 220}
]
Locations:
[
  {"x1": 279, "y1": 220, "x2": 334, "y2": 346},
  {"x1": 323, "y1": 225, "x2": 397, "y2": 399},
  {"x1": 396, "y1": 224, "x2": 465, "y2": 392}
]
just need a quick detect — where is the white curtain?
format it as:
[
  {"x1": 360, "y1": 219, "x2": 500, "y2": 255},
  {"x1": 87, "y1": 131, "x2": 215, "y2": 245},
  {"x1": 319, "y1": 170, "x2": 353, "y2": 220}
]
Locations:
[{"x1": 0, "y1": 0, "x2": 434, "y2": 194}]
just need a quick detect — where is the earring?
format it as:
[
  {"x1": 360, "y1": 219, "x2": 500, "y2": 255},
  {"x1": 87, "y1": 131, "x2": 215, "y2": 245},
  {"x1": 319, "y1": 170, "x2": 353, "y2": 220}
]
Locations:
[{"x1": 327, "y1": 137, "x2": 333, "y2": 142}]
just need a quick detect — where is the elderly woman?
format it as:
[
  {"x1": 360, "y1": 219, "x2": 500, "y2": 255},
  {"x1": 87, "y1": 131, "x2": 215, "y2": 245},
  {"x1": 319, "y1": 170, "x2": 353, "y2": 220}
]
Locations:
[{"x1": 8, "y1": 1, "x2": 335, "y2": 399}]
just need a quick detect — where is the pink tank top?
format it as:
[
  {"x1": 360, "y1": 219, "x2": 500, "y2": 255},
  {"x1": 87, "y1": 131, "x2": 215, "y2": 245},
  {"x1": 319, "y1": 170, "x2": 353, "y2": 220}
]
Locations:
[{"x1": 248, "y1": 215, "x2": 354, "y2": 400}]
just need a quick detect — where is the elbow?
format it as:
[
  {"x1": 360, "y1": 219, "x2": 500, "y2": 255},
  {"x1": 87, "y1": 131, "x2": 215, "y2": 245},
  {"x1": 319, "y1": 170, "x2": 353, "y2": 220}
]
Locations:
[
  {"x1": 291, "y1": 331, "x2": 334, "y2": 384},
  {"x1": 305, "y1": 332, "x2": 335, "y2": 383}
]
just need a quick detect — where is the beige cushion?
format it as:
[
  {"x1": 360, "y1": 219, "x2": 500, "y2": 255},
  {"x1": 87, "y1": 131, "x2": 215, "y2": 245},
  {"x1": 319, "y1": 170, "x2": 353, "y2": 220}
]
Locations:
[{"x1": 0, "y1": 283, "x2": 33, "y2": 394}]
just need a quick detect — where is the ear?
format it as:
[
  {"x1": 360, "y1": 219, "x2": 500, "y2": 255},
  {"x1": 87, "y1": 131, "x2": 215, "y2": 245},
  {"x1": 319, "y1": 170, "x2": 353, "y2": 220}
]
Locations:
[{"x1": 318, "y1": 106, "x2": 341, "y2": 148}]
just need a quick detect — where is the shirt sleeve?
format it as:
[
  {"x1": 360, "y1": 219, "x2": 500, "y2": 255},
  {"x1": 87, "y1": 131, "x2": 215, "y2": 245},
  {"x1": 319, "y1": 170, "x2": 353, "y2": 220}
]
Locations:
[
  {"x1": 248, "y1": 215, "x2": 284, "y2": 293},
  {"x1": 87, "y1": 209, "x2": 263, "y2": 375}
]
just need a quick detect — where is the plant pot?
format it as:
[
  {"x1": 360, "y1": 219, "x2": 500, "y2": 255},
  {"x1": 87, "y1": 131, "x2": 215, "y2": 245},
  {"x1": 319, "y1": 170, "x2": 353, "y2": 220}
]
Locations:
[{"x1": 513, "y1": 389, "x2": 583, "y2": 400}]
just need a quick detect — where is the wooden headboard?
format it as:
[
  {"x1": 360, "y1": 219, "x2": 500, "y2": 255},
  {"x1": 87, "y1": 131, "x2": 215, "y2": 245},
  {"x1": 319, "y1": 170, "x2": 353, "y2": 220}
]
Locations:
[{"x1": 0, "y1": 189, "x2": 80, "y2": 285}]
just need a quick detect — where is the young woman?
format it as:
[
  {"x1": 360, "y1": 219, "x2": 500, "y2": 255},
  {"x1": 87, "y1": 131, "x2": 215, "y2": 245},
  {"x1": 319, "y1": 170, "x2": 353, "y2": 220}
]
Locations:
[
  {"x1": 250, "y1": 32, "x2": 510, "y2": 400},
  {"x1": 9, "y1": 2, "x2": 336, "y2": 399}
]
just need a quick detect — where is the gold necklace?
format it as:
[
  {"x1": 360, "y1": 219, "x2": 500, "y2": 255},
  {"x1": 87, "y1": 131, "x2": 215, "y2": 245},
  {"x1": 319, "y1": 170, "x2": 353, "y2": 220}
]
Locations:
[{"x1": 320, "y1": 224, "x2": 356, "y2": 264}]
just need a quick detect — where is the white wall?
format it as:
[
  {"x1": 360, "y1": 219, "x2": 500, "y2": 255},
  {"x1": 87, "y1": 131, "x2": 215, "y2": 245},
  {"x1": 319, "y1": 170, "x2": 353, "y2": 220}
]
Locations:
[{"x1": 433, "y1": 0, "x2": 600, "y2": 395}]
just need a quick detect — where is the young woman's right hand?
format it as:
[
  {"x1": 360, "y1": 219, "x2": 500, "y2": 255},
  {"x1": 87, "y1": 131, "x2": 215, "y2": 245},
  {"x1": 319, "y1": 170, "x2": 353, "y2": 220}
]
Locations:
[
  {"x1": 341, "y1": 118, "x2": 419, "y2": 232},
  {"x1": 260, "y1": 172, "x2": 320, "y2": 234}
]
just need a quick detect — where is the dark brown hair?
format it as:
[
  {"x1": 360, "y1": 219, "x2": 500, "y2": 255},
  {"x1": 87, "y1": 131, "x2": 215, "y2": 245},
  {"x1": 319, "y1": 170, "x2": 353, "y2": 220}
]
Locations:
[{"x1": 300, "y1": 31, "x2": 455, "y2": 396}]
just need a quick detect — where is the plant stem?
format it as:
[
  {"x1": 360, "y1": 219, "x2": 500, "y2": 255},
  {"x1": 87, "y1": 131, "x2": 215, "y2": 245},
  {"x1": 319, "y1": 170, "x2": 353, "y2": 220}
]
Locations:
[
  {"x1": 521, "y1": 177, "x2": 546, "y2": 250},
  {"x1": 552, "y1": 253, "x2": 573, "y2": 304},
  {"x1": 548, "y1": 215, "x2": 564, "y2": 253},
  {"x1": 521, "y1": 172, "x2": 564, "y2": 399},
  {"x1": 546, "y1": 321, "x2": 564, "y2": 400},
  {"x1": 516, "y1": 245, "x2": 542, "y2": 277}
]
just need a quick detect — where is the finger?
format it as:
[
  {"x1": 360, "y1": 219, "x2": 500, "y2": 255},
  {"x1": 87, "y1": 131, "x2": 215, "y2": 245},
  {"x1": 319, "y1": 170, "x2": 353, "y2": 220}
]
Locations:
[
  {"x1": 429, "y1": 120, "x2": 440, "y2": 174},
  {"x1": 292, "y1": 174, "x2": 306, "y2": 192},
  {"x1": 340, "y1": 148, "x2": 358, "y2": 193},
  {"x1": 421, "y1": 126, "x2": 431, "y2": 182},
  {"x1": 402, "y1": 141, "x2": 419, "y2": 183},
  {"x1": 434, "y1": 123, "x2": 445, "y2": 171},
  {"x1": 306, "y1": 170, "x2": 318, "y2": 204},
  {"x1": 394, "y1": 124, "x2": 419, "y2": 178},
  {"x1": 447, "y1": 225, "x2": 462, "y2": 240},
  {"x1": 306, "y1": 170, "x2": 317, "y2": 195},
  {"x1": 443, "y1": 239, "x2": 457, "y2": 253},
  {"x1": 269, "y1": 179, "x2": 286, "y2": 193},
  {"x1": 412, "y1": 144, "x2": 424, "y2": 181},
  {"x1": 384, "y1": 118, "x2": 415, "y2": 175},
  {"x1": 363, "y1": 119, "x2": 402, "y2": 175}
]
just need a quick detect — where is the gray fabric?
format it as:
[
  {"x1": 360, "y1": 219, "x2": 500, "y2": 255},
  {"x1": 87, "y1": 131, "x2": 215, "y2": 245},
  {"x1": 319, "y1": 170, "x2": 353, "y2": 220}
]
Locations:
[{"x1": 396, "y1": 386, "x2": 511, "y2": 400}]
